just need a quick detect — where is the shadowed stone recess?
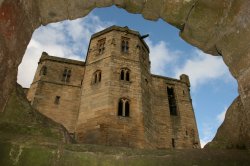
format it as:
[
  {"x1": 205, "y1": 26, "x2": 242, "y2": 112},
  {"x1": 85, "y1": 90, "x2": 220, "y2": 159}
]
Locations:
[{"x1": 0, "y1": 0, "x2": 249, "y2": 149}]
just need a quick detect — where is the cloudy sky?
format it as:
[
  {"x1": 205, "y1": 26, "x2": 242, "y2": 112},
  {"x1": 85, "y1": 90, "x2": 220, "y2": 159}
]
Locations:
[{"x1": 17, "y1": 6, "x2": 238, "y2": 148}]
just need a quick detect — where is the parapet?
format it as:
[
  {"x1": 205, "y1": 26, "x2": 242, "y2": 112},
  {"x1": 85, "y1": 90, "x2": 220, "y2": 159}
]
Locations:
[
  {"x1": 39, "y1": 52, "x2": 85, "y2": 66},
  {"x1": 180, "y1": 74, "x2": 190, "y2": 87}
]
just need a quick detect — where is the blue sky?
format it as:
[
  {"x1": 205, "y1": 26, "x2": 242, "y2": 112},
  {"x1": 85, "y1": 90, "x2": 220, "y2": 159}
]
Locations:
[{"x1": 18, "y1": 6, "x2": 238, "y2": 147}]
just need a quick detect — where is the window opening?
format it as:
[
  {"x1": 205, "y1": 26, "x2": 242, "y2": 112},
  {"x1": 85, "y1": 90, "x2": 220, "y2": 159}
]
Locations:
[
  {"x1": 99, "y1": 72, "x2": 101, "y2": 82},
  {"x1": 120, "y1": 70, "x2": 124, "y2": 80},
  {"x1": 54, "y1": 96, "x2": 60, "y2": 105},
  {"x1": 125, "y1": 101, "x2": 130, "y2": 117},
  {"x1": 98, "y1": 38, "x2": 106, "y2": 54},
  {"x1": 167, "y1": 87, "x2": 177, "y2": 116},
  {"x1": 118, "y1": 100, "x2": 123, "y2": 116},
  {"x1": 126, "y1": 72, "x2": 130, "y2": 81},
  {"x1": 118, "y1": 98, "x2": 130, "y2": 117},
  {"x1": 93, "y1": 70, "x2": 102, "y2": 84},
  {"x1": 62, "y1": 68, "x2": 71, "y2": 83},
  {"x1": 121, "y1": 38, "x2": 129, "y2": 53},
  {"x1": 40, "y1": 66, "x2": 47, "y2": 76},
  {"x1": 172, "y1": 138, "x2": 175, "y2": 148},
  {"x1": 120, "y1": 68, "x2": 130, "y2": 82}
]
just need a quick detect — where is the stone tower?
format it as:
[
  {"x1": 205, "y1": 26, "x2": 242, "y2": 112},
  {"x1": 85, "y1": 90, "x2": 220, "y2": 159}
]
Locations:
[
  {"x1": 26, "y1": 52, "x2": 85, "y2": 134},
  {"x1": 75, "y1": 26, "x2": 148, "y2": 148}
]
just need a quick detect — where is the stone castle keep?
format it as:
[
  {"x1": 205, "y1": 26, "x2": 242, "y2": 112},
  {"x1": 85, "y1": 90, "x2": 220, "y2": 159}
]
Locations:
[{"x1": 27, "y1": 26, "x2": 200, "y2": 149}]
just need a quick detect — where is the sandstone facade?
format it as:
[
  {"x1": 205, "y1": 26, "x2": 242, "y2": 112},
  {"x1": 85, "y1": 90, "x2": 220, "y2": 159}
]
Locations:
[{"x1": 27, "y1": 26, "x2": 200, "y2": 149}]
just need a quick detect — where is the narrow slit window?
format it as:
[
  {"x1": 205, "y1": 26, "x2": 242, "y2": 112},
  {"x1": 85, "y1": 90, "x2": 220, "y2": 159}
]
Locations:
[
  {"x1": 99, "y1": 72, "x2": 101, "y2": 82},
  {"x1": 118, "y1": 100, "x2": 123, "y2": 116},
  {"x1": 167, "y1": 87, "x2": 177, "y2": 116},
  {"x1": 172, "y1": 138, "x2": 175, "y2": 148},
  {"x1": 95, "y1": 74, "x2": 97, "y2": 83},
  {"x1": 54, "y1": 96, "x2": 60, "y2": 105},
  {"x1": 126, "y1": 71, "x2": 130, "y2": 81},
  {"x1": 125, "y1": 101, "x2": 130, "y2": 117},
  {"x1": 120, "y1": 70, "x2": 124, "y2": 80}
]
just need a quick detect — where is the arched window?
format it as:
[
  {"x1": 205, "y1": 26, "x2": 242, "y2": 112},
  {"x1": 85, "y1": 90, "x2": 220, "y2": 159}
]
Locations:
[
  {"x1": 118, "y1": 98, "x2": 130, "y2": 117},
  {"x1": 121, "y1": 38, "x2": 129, "y2": 53},
  {"x1": 98, "y1": 38, "x2": 106, "y2": 54},
  {"x1": 120, "y1": 68, "x2": 130, "y2": 82},
  {"x1": 94, "y1": 74, "x2": 97, "y2": 83},
  {"x1": 93, "y1": 70, "x2": 102, "y2": 84},
  {"x1": 120, "y1": 70, "x2": 124, "y2": 80},
  {"x1": 62, "y1": 68, "x2": 71, "y2": 83},
  {"x1": 126, "y1": 71, "x2": 130, "y2": 81},
  {"x1": 99, "y1": 72, "x2": 101, "y2": 82},
  {"x1": 40, "y1": 66, "x2": 47, "y2": 76},
  {"x1": 118, "y1": 100, "x2": 123, "y2": 116},
  {"x1": 125, "y1": 101, "x2": 130, "y2": 117}
]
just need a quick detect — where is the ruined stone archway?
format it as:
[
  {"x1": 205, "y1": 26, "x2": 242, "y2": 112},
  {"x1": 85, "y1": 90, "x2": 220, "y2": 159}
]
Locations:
[{"x1": 0, "y1": 0, "x2": 249, "y2": 149}]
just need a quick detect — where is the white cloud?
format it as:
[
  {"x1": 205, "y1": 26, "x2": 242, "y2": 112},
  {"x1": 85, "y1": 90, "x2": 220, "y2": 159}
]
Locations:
[
  {"x1": 200, "y1": 123, "x2": 215, "y2": 148},
  {"x1": 174, "y1": 50, "x2": 229, "y2": 89},
  {"x1": 147, "y1": 39, "x2": 181, "y2": 75},
  {"x1": 17, "y1": 14, "x2": 113, "y2": 88},
  {"x1": 217, "y1": 107, "x2": 227, "y2": 124}
]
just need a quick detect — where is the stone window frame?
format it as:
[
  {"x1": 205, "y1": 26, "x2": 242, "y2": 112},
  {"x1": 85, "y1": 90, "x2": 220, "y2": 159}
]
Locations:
[
  {"x1": 118, "y1": 98, "x2": 130, "y2": 117},
  {"x1": 39, "y1": 66, "x2": 47, "y2": 76},
  {"x1": 92, "y1": 70, "x2": 102, "y2": 84},
  {"x1": 62, "y1": 68, "x2": 71, "y2": 83},
  {"x1": 97, "y1": 38, "x2": 106, "y2": 55},
  {"x1": 120, "y1": 68, "x2": 130, "y2": 82},
  {"x1": 121, "y1": 37, "x2": 130, "y2": 53}
]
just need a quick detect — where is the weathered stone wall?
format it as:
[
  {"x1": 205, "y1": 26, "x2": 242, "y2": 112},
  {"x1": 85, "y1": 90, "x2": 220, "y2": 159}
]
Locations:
[
  {"x1": 76, "y1": 28, "x2": 146, "y2": 148},
  {"x1": 27, "y1": 53, "x2": 85, "y2": 133},
  {"x1": 150, "y1": 75, "x2": 200, "y2": 149},
  {"x1": 1, "y1": 0, "x2": 250, "y2": 149}
]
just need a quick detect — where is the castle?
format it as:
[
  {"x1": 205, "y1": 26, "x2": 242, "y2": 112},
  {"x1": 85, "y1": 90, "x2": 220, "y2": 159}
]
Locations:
[{"x1": 27, "y1": 26, "x2": 200, "y2": 149}]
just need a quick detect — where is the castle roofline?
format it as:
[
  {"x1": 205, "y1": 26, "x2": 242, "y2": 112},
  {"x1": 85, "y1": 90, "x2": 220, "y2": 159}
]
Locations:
[
  {"x1": 151, "y1": 74, "x2": 182, "y2": 83},
  {"x1": 39, "y1": 52, "x2": 85, "y2": 66},
  {"x1": 91, "y1": 25, "x2": 150, "y2": 52}
]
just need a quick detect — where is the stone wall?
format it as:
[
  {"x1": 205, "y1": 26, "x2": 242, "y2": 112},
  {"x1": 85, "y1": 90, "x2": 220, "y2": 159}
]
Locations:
[
  {"x1": 76, "y1": 28, "x2": 146, "y2": 148},
  {"x1": 27, "y1": 53, "x2": 85, "y2": 133}
]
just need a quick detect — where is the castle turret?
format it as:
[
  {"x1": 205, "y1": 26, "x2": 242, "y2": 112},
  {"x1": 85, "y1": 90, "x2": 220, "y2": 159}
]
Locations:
[
  {"x1": 180, "y1": 74, "x2": 191, "y2": 87},
  {"x1": 75, "y1": 26, "x2": 150, "y2": 148}
]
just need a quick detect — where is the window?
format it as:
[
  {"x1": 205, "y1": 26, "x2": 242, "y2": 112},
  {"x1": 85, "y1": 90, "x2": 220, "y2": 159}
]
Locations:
[
  {"x1": 98, "y1": 38, "x2": 105, "y2": 54},
  {"x1": 172, "y1": 138, "x2": 175, "y2": 148},
  {"x1": 120, "y1": 68, "x2": 130, "y2": 82},
  {"x1": 62, "y1": 68, "x2": 71, "y2": 83},
  {"x1": 121, "y1": 37, "x2": 129, "y2": 53},
  {"x1": 167, "y1": 87, "x2": 177, "y2": 116},
  {"x1": 54, "y1": 96, "x2": 60, "y2": 105},
  {"x1": 93, "y1": 70, "x2": 102, "y2": 84},
  {"x1": 40, "y1": 66, "x2": 47, "y2": 76},
  {"x1": 118, "y1": 98, "x2": 130, "y2": 117}
]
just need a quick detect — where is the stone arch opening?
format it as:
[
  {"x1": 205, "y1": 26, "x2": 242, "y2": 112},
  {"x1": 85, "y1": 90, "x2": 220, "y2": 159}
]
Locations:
[{"x1": 0, "y1": 0, "x2": 249, "y2": 149}]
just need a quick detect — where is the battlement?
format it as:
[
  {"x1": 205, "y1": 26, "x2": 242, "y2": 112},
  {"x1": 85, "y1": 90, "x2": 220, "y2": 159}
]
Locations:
[{"x1": 40, "y1": 52, "x2": 85, "y2": 66}]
